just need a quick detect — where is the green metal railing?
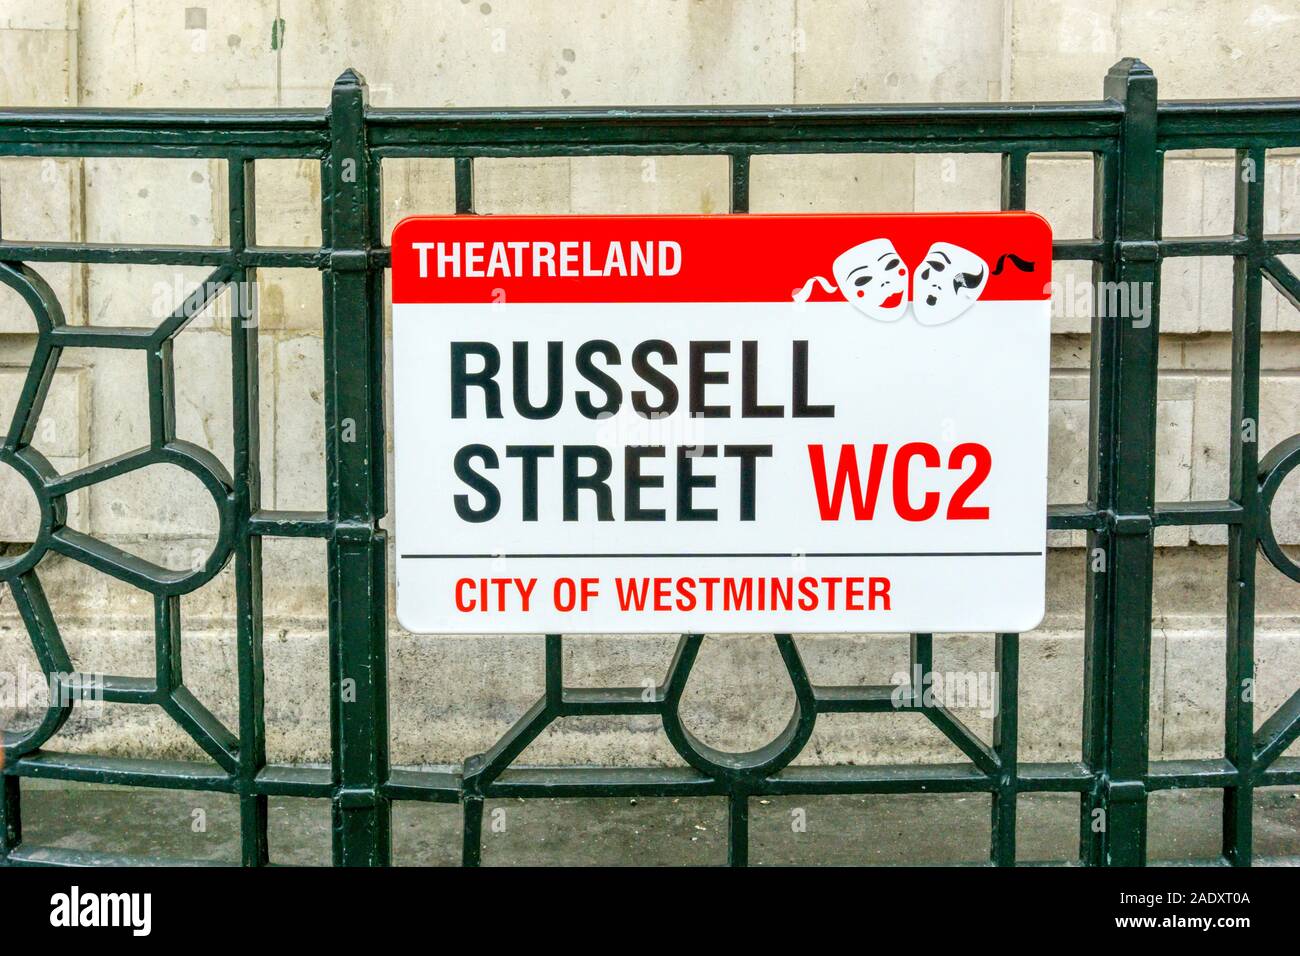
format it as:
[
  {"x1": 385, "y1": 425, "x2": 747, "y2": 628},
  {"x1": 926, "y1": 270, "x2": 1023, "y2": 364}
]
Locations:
[{"x1": 2, "y1": 59, "x2": 1299, "y2": 866}]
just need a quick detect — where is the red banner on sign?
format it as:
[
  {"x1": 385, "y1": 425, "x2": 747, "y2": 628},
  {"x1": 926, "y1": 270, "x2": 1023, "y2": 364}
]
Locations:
[{"x1": 390, "y1": 213, "x2": 1052, "y2": 306}]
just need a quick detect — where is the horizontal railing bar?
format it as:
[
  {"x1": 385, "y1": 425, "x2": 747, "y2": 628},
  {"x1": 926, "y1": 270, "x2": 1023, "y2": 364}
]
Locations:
[
  {"x1": 1153, "y1": 500, "x2": 1245, "y2": 526},
  {"x1": 95, "y1": 674, "x2": 159, "y2": 704},
  {"x1": 27, "y1": 673, "x2": 157, "y2": 705},
  {"x1": 0, "y1": 241, "x2": 232, "y2": 265},
  {"x1": 1146, "y1": 758, "x2": 1239, "y2": 789},
  {"x1": 366, "y1": 103, "x2": 1122, "y2": 150},
  {"x1": 1018, "y1": 762, "x2": 1095, "y2": 792},
  {"x1": 367, "y1": 101, "x2": 1124, "y2": 126},
  {"x1": 1159, "y1": 133, "x2": 1300, "y2": 151},
  {"x1": 447, "y1": 762, "x2": 1098, "y2": 799},
  {"x1": 243, "y1": 245, "x2": 326, "y2": 267},
  {"x1": 249, "y1": 510, "x2": 333, "y2": 537},
  {"x1": 765, "y1": 763, "x2": 993, "y2": 794},
  {"x1": 559, "y1": 687, "x2": 663, "y2": 715},
  {"x1": 50, "y1": 326, "x2": 156, "y2": 348},
  {"x1": 2, "y1": 98, "x2": 1284, "y2": 151},
  {"x1": 0, "y1": 146, "x2": 322, "y2": 161},
  {"x1": 1161, "y1": 235, "x2": 1249, "y2": 257},
  {"x1": 1048, "y1": 504, "x2": 1104, "y2": 531},
  {"x1": 372, "y1": 139, "x2": 1119, "y2": 159},
  {"x1": 1157, "y1": 98, "x2": 1300, "y2": 146},
  {"x1": 9, "y1": 756, "x2": 1260, "y2": 802},
  {"x1": 254, "y1": 765, "x2": 336, "y2": 797},
  {"x1": 0, "y1": 108, "x2": 328, "y2": 155},
  {"x1": 0, "y1": 107, "x2": 325, "y2": 127},
  {"x1": 1053, "y1": 240, "x2": 1107, "y2": 260},
  {"x1": 0, "y1": 98, "x2": 1288, "y2": 160},
  {"x1": 1052, "y1": 501, "x2": 1245, "y2": 533},
  {"x1": 483, "y1": 766, "x2": 722, "y2": 798},
  {"x1": 814, "y1": 685, "x2": 901, "y2": 713},
  {"x1": 1161, "y1": 234, "x2": 1300, "y2": 257},
  {"x1": 382, "y1": 768, "x2": 467, "y2": 803},
  {"x1": 8, "y1": 751, "x2": 235, "y2": 791},
  {"x1": 1264, "y1": 235, "x2": 1300, "y2": 255},
  {"x1": 0, "y1": 241, "x2": 321, "y2": 268},
  {"x1": 486, "y1": 765, "x2": 1273, "y2": 800}
]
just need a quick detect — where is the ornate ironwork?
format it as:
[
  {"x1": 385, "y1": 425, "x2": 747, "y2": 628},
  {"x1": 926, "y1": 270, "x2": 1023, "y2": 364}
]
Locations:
[{"x1": 1, "y1": 60, "x2": 1298, "y2": 866}]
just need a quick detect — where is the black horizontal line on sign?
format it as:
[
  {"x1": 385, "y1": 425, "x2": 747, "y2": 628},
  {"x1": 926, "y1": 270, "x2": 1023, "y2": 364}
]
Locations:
[{"x1": 400, "y1": 552, "x2": 1044, "y2": 559}]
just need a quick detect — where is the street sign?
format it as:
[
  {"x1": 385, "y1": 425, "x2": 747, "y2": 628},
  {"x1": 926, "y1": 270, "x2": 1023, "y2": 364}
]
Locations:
[{"x1": 391, "y1": 213, "x2": 1051, "y2": 634}]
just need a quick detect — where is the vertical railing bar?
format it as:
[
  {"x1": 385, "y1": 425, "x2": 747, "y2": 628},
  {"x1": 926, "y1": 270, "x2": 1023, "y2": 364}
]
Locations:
[
  {"x1": 723, "y1": 152, "x2": 749, "y2": 867},
  {"x1": 0, "y1": 775, "x2": 19, "y2": 859},
  {"x1": 727, "y1": 792, "x2": 749, "y2": 867},
  {"x1": 1001, "y1": 151, "x2": 1029, "y2": 211},
  {"x1": 462, "y1": 795, "x2": 484, "y2": 867},
  {"x1": 546, "y1": 634, "x2": 563, "y2": 709},
  {"x1": 153, "y1": 593, "x2": 182, "y2": 696},
  {"x1": 729, "y1": 152, "x2": 750, "y2": 214},
  {"x1": 368, "y1": 152, "x2": 389, "y2": 522},
  {"x1": 146, "y1": 339, "x2": 177, "y2": 446},
  {"x1": 455, "y1": 157, "x2": 475, "y2": 214},
  {"x1": 324, "y1": 69, "x2": 391, "y2": 866},
  {"x1": 228, "y1": 155, "x2": 270, "y2": 866},
  {"x1": 995, "y1": 148, "x2": 1027, "y2": 867},
  {"x1": 910, "y1": 633, "x2": 932, "y2": 706},
  {"x1": 1223, "y1": 145, "x2": 1266, "y2": 866},
  {"x1": 1080, "y1": 139, "x2": 1120, "y2": 865},
  {"x1": 991, "y1": 632, "x2": 1019, "y2": 865}
]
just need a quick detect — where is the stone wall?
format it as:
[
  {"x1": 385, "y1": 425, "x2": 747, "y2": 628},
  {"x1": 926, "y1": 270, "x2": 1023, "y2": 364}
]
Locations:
[{"x1": 1, "y1": 0, "x2": 1298, "y2": 768}]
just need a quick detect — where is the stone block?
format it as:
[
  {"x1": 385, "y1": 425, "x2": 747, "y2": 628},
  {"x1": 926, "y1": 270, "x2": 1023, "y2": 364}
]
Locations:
[
  {"x1": 77, "y1": 0, "x2": 277, "y2": 107},
  {"x1": 272, "y1": 334, "x2": 325, "y2": 511},
  {"x1": 0, "y1": 0, "x2": 76, "y2": 31},
  {"x1": 253, "y1": 159, "x2": 321, "y2": 248},
  {"x1": 84, "y1": 158, "x2": 222, "y2": 247},
  {"x1": 1048, "y1": 373, "x2": 1090, "y2": 507},
  {"x1": 1121, "y1": 0, "x2": 1300, "y2": 99},
  {"x1": 473, "y1": 158, "x2": 571, "y2": 215},
  {"x1": 749, "y1": 154, "x2": 915, "y2": 212},
  {"x1": 1026, "y1": 156, "x2": 1093, "y2": 241},
  {"x1": 794, "y1": 0, "x2": 1003, "y2": 102},
  {"x1": 1009, "y1": 0, "x2": 1119, "y2": 100},
  {"x1": 569, "y1": 156, "x2": 729, "y2": 215},
  {"x1": 1191, "y1": 373, "x2": 1300, "y2": 545},
  {"x1": 255, "y1": 268, "x2": 321, "y2": 334},
  {"x1": 0, "y1": 22, "x2": 76, "y2": 106},
  {"x1": 911, "y1": 154, "x2": 1001, "y2": 213},
  {"x1": 276, "y1": 0, "x2": 797, "y2": 108},
  {"x1": 381, "y1": 158, "x2": 456, "y2": 241}
]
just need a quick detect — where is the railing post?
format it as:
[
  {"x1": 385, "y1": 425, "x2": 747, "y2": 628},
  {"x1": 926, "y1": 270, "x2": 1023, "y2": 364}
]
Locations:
[
  {"x1": 324, "y1": 68, "x2": 391, "y2": 865},
  {"x1": 1223, "y1": 145, "x2": 1266, "y2": 866},
  {"x1": 1097, "y1": 58, "x2": 1161, "y2": 865}
]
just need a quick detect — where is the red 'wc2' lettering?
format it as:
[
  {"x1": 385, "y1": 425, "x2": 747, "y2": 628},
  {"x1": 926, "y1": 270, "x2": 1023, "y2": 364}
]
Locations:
[{"x1": 807, "y1": 443, "x2": 991, "y2": 522}]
